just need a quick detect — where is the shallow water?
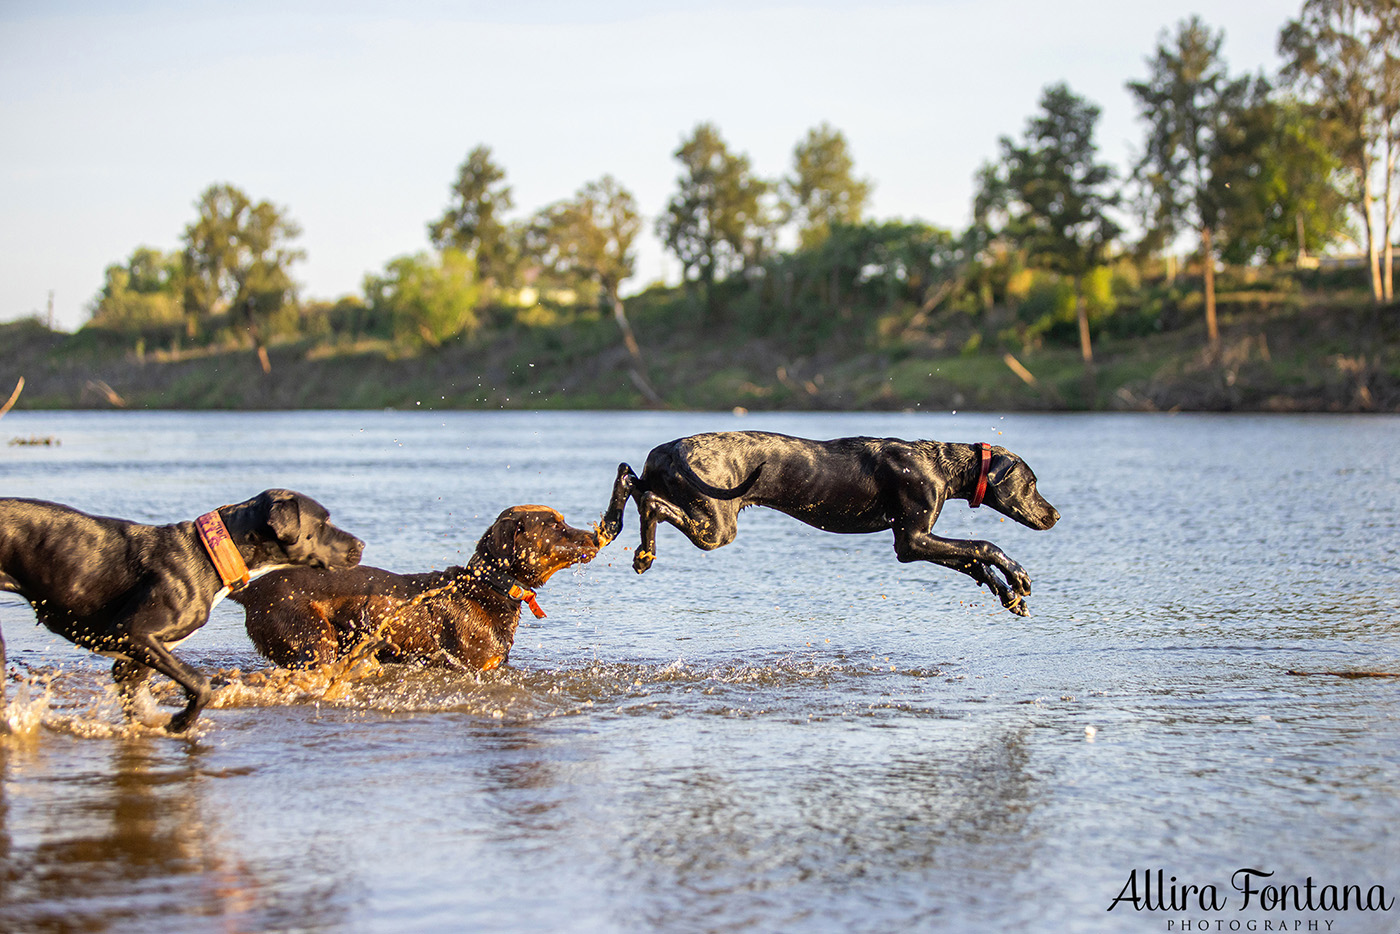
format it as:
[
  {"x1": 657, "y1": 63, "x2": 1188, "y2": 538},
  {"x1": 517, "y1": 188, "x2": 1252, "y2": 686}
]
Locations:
[{"x1": 1, "y1": 409, "x2": 1397, "y2": 933}]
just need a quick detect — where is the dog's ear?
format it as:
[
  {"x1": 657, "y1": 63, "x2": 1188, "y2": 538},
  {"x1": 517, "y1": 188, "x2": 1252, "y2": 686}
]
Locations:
[
  {"x1": 986, "y1": 447, "x2": 1019, "y2": 485},
  {"x1": 265, "y1": 490, "x2": 305, "y2": 544},
  {"x1": 480, "y1": 510, "x2": 523, "y2": 564}
]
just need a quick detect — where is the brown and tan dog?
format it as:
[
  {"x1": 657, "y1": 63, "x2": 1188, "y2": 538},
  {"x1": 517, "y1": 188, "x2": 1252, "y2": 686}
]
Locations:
[{"x1": 231, "y1": 505, "x2": 600, "y2": 671}]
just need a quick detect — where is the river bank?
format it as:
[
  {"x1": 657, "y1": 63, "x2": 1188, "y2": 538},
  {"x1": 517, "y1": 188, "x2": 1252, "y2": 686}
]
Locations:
[{"x1": 1, "y1": 298, "x2": 1396, "y2": 413}]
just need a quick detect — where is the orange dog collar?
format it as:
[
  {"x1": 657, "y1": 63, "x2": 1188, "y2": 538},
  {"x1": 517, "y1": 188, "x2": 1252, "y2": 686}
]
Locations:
[
  {"x1": 508, "y1": 583, "x2": 547, "y2": 619},
  {"x1": 969, "y1": 442, "x2": 992, "y2": 509},
  {"x1": 195, "y1": 508, "x2": 251, "y2": 590}
]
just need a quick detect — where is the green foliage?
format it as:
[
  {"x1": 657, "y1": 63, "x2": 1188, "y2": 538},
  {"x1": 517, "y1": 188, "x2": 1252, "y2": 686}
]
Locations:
[
  {"x1": 657, "y1": 122, "x2": 772, "y2": 318},
  {"x1": 525, "y1": 174, "x2": 640, "y2": 306},
  {"x1": 181, "y1": 183, "x2": 304, "y2": 343},
  {"x1": 1212, "y1": 97, "x2": 1350, "y2": 263},
  {"x1": 300, "y1": 296, "x2": 393, "y2": 342},
  {"x1": 1279, "y1": 0, "x2": 1399, "y2": 300},
  {"x1": 87, "y1": 247, "x2": 184, "y2": 331},
  {"x1": 428, "y1": 145, "x2": 519, "y2": 290},
  {"x1": 70, "y1": 69, "x2": 1386, "y2": 403},
  {"x1": 785, "y1": 123, "x2": 872, "y2": 249},
  {"x1": 1084, "y1": 266, "x2": 1117, "y2": 315},
  {"x1": 1015, "y1": 275, "x2": 1076, "y2": 340},
  {"x1": 1127, "y1": 16, "x2": 1259, "y2": 245},
  {"x1": 761, "y1": 219, "x2": 968, "y2": 340},
  {"x1": 363, "y1": 248, "x2": 482, "y2": 348},
  {"x1": 983, "y1": 83, "x2": 1121, "y2": 279},
  {"x1": 979, "y1": 82, "x2": 1121, "y2": 362},
  {"x1": 993, "y1": 266, "x2": 1124, "y2": 350},
  {"x1": 1127, "y1": 15, "x2": 1262, "y2": 349}
]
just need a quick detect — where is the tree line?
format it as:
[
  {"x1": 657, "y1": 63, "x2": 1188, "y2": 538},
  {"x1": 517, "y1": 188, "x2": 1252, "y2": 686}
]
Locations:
[{"x1": 88, "y1": 2, "x2": 1397, "y2": 373}]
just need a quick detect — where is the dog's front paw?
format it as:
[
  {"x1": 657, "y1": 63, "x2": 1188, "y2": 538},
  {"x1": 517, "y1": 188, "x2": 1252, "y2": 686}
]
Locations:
[
  {"x1": 1006, "y1": 561, "x2": 1032, "y2": 596},
  {"x1": 633, "y1": 549, "x2": 655, "y2": 573},
  {"x1": 1003, "y1": 594, "x2": 1030, "y2": 617}
]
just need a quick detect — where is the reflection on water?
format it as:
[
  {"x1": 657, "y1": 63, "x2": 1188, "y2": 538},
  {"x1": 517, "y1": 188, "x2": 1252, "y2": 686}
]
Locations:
[
  {"x1": 606, "y1": 728, "x2": 1042, "y2": 932},
  {"x1": 0, "y1": 738, "x2": 351, "y2": 934},
  {"x1": 2, "y1": 410, "x2": 1399, "y2": 932}
]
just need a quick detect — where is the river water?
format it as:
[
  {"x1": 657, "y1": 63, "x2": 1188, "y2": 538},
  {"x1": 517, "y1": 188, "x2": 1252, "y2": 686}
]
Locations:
[{"x1": 0, "y1": 409, "x2": 1397, "y2": 933}]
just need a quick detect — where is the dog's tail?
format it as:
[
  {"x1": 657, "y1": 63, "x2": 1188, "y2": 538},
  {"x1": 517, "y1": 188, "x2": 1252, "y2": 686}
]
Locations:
[{"x1": 675, "y1": 459, "x2": 764, "y2": 500}]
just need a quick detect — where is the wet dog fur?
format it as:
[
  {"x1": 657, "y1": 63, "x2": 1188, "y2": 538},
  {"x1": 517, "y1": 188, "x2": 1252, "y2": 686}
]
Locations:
[
  {"x1": 600, "y1": 432, "x2": 1059, "y2": 615},
  {"x1": 233, "y1": 505, "x2": 601, "y2": 670},
  {"x1": 0, "y1": 489, "x2": 364, "y2": 732}
]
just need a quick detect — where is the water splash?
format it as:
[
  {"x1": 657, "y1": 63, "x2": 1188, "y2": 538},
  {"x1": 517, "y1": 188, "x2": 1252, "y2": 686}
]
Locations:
[
  {"x1": 210, "y1": 644, "x2": 388, "y2": 709},
  {"x1": 1, "y1": 671, "x2": 177, "y2": 740},
  {"x1": 4, "y1": 651, "x2": 951, "y2": 738},
  {"x1": 1, "y1": 679, "x2": 50, "y2": 738}
]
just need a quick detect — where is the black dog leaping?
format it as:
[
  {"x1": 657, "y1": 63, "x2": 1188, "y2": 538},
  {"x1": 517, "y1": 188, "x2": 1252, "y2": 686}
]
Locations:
[
  {"x1": 598, "y1": 431, "x2": 1059, "y2": 615},
  {"x1": 0, "y1": 489, "x2": 364, "y2": 732}
]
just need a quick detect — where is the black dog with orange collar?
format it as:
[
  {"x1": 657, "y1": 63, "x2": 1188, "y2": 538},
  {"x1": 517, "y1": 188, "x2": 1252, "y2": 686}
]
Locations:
[{"x1": 0, "y1": 489, "x2": 363, "y2": 732}]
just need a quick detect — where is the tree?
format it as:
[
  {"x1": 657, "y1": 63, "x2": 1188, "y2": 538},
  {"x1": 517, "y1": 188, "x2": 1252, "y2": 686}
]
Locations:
[
  {"x1": 979, "y1": 82, "x2": 1121, "y2": 365},
  {"x1": 1128, "y1": 16, "x2": 1256, "y2": 353},
  {"x1": 428, "y1": 145, "x2": 518, "y2": 292},
  {"x1": 233, "y1": 200, "x2": 305, "y2": 371},
  {"x1": 657, "y1": 122, "x2": 771, "y2": 320},
  {"x1": 1280, "y1": 0, "x2": 1400, "y2": 301},
  {"x1": 527, "y1": 175, "x2": 640, "y2": 306},
  {"x1": 182, "y1": 184, "x2": 245, "y2": 338},
  {"x1": 363, "y1": 249, "x2": 482, "y2": 348},
  {"x1": 526, "y1": 176, "x2": 663, "y2": 404},
  {"x1": 1213, "y1": 97, "x2": 1351, "y2": 264},
  {"x1": 88, "y1": 247, "x2": 183, "y2": 331},
  {"x1": 1381, "y1": 6, "x2": 1400, "y2": 298},
  {"x1": 785, "y1": 123, "x2": 872, "y2": 249},
  {"x1": 181, "y1": 183, "x2": 303, "y2": 370}
]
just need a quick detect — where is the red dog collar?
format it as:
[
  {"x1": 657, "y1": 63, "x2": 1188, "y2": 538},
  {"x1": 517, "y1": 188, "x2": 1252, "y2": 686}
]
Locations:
[
  {"x1": 508, "y1": 583, "x2": 547, "y2": 619},
  {"x1": 195, "y1": 508, "x2": 251, "y2": 590},
  {"x1": 969, "y1": 442, "x2": 992, "y2": 509}
]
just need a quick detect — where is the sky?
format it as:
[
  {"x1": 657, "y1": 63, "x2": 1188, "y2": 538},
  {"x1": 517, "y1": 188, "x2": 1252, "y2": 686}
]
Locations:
[{"x1": 2, "y1": 0, "x2": 1307, "y2": 332}]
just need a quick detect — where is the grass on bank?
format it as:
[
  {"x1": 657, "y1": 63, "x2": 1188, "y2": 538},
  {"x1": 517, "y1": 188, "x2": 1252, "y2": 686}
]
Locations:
[{"x1": 1, "y1": 268, "x2": 1397, "y2": 413}]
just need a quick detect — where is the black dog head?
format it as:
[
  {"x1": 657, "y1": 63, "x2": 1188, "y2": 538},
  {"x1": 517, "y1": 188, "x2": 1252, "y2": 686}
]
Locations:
[
  {"x1": 231, "y1": 489, "x2": 364, "y2": 570},
  {"x1": 982, "y1": 448, "x2": 1059, "y2": 531}
]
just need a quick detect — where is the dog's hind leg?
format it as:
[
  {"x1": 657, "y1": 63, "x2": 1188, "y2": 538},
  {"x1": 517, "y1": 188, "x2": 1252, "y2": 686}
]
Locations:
[
  {"x1": 598, "y1": 462, "x2": 638, "y2": 546},
  {"x1": 635, "y1": 491, "x2": 689, "y2": 572},
  {"x1": 634, "y1": 492, "x2": 736, "y2": 573}
]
